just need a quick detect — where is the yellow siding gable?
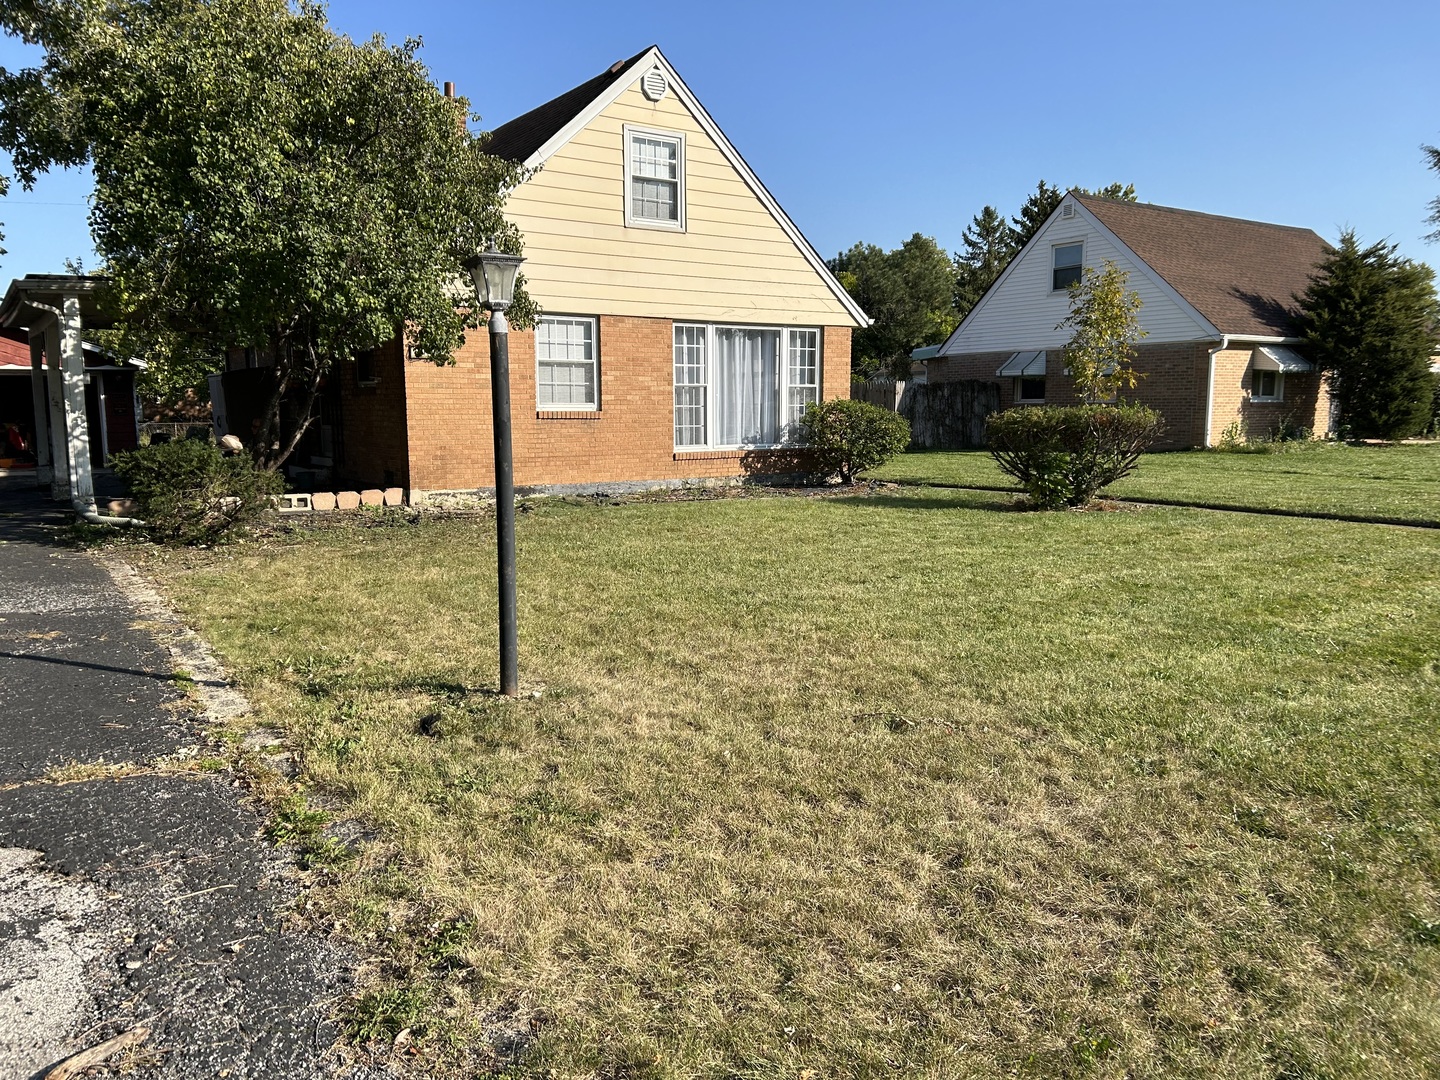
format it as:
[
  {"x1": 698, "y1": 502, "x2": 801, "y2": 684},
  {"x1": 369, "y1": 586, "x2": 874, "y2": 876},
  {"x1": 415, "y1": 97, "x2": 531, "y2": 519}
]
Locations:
[{"x1": 504, "y1": 75, "x2": 858, "y2": 327}]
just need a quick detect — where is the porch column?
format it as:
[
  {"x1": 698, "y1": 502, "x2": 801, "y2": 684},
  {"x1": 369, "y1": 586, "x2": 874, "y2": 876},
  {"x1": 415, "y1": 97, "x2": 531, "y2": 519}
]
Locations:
[
  {"x1": 27, "y1": 332, "x2": 53, "y2": 484},
  {"x1": 39, "y1": 317, "x2": 70, "y2": 500},
  {"x1": 48, "y1": 295, "x2": 94, "y2": 505}
]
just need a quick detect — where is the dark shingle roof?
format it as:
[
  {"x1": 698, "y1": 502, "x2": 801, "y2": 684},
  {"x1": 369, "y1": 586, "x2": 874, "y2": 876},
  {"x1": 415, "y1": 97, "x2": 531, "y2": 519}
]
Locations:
[
  {"x1": 1073, "y1": 194, "x2": 1330, "y2": 338},
  {"x1": 482, "y1": 47, "x2": 656, "y2": 164}
]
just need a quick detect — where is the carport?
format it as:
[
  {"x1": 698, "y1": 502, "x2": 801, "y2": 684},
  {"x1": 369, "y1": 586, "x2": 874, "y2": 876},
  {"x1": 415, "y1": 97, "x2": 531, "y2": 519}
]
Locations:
[{"x1": 0, "y1": 275, "x2": 138, "y2": 521}]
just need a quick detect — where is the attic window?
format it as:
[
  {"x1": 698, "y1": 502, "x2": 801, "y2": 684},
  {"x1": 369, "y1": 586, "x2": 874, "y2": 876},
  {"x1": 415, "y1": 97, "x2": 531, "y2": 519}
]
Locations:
[
  {"x1": 624, "y1": 125, "x2": 685, "y2": 231},
  {"x1": 1052, "y1": 243, "x2": 1083, "y2": 291}
]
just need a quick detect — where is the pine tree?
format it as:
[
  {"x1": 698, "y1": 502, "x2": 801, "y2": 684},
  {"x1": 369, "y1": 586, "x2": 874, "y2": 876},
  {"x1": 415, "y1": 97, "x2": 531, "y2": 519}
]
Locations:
[
  {"x1": 1425, "y1": 143, "x2": 1440, "y2": 243},
  {"x1": 1295, "y1": 231, "x2": 1440, "y2": 439},
  {"x1": 1009, "y1": 181, "x2": 1138, "y2": 249},
  {"x1": 952, "y1": 205, "x2": 1016, "y2": 317}
]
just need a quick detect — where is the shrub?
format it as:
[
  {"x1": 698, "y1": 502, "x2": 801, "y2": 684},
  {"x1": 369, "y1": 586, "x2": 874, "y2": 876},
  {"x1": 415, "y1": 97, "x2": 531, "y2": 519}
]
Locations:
[
  {"x1": 1429, "y1": 371, "x2": 1440, "y2": 436},
  {"x1": 112, "y1": 438, "x2": 283, "y2": 544},
  {"x1": 986, "y1": 403, "x2": 1164, "y2": 509},
  {"x1": 801, "y1": 399, "x2": 911, "y2": 484}
]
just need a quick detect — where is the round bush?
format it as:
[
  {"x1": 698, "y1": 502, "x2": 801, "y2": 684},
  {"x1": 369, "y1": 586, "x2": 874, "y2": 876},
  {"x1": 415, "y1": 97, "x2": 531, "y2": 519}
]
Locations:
[
  {"x1": 801, "y1": 399, "x2": 911, "y2": 484},
  {"x1": 111, "y1": 438, "x2": 283, "y2": 544},
  {"x1": 986, "y1": 403, "x2": 1164, "y2": 509}
]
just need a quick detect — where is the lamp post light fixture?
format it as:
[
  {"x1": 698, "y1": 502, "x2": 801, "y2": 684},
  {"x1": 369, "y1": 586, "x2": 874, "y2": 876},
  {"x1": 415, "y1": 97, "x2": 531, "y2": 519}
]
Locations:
[{"x1": 463, "y1": 243, "x2": 525, "y2": 697}]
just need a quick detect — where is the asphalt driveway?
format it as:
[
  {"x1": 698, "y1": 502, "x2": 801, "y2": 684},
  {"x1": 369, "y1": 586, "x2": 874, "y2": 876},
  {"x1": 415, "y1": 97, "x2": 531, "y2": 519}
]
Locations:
[{"x1": 0, "y1": 477, "x2": 363, "y2": 1078}]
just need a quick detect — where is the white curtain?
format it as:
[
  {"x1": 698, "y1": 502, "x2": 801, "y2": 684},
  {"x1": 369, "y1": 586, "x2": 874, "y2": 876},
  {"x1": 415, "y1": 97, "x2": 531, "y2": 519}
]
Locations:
[{"x1": 714, "y1": 328, "x2": 779, "y2": 446}]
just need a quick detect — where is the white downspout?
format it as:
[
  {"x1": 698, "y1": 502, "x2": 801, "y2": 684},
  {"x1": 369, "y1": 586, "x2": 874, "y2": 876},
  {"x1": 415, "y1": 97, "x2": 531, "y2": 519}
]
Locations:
[{"x1": 1204, "y1": 335, "x2": 1229, "y2": 447}]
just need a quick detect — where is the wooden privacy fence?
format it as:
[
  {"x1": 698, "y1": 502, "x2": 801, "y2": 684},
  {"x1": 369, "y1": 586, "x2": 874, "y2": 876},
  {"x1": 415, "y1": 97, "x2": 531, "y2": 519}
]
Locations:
[
  {"x1": 898, "y1": 380, "x2": 1000, "y2": 450},
  {"x1": 850, "y1": 376, "x2": 905, "y2": 411}
]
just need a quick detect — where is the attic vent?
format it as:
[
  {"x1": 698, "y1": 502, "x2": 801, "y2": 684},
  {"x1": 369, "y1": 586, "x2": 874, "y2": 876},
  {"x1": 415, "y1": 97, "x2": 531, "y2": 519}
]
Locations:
[
  {"x1": 1060, "y1": 203, "x2": 1076, "y2": 219},
  {"x1": 641, "y1": 68, "x2": 668, "y2": 101}
]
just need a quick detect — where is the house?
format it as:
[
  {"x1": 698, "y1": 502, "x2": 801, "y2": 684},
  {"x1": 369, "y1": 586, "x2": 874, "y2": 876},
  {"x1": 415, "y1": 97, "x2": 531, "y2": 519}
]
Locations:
[
  {"x1": 929, "y1": 193, "x2": 1333, "y2": 447},
  {"x1": 319, "y1": 46, "x2": 868, "y2": 500},
  {"x1": 0, "y1": 276, "x2": 140, "y2": 511}
]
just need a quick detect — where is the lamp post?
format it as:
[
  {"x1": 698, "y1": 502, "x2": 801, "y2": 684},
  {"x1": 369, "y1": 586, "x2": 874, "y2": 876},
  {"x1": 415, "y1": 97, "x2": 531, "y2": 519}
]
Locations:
[{"x1": 463, "y1": 243, "x2": 525, "y2": 697}]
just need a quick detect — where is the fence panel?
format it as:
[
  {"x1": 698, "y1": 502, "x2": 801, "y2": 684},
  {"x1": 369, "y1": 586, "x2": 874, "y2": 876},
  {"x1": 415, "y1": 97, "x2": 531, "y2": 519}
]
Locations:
[{"x1": 898, "y1": 380, "x2": 1000, "y2": 450}]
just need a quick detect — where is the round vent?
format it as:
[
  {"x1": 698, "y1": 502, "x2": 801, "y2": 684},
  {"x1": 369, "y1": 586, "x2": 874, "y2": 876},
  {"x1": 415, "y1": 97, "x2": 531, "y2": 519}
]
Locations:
[{"x1": 641, "y1": 69, "x2": 668, "y2": 102}]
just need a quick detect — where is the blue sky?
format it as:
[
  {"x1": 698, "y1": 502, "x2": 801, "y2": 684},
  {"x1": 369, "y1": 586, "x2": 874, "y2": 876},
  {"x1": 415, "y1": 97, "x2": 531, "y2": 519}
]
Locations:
[{"x1": 2, "y1": 0, "x2": 1437, "y2": 277}]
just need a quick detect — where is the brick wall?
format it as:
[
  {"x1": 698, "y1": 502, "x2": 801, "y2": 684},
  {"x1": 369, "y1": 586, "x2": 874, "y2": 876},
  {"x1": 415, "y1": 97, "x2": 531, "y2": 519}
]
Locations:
[
  {"x1": 400, "y1": 316, "x2": 853, "y2": 495},
  {"x1": 930, "y1": 341, "x2": 1213, "y2": 448},
  {"x1": 336, "y1": 338, "x2": 410, "y2": 489},
  {"x1": 1211, "y1": 347, "x2": 1331, "y2": 442}
]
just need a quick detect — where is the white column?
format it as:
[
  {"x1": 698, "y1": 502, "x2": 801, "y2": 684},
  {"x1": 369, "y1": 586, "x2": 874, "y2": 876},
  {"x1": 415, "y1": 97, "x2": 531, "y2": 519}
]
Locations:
[
  {"x1": 54, "y1": 295, "x2": 94, "y2": 505},
  {"x1": 40, "y1": 317, "x2": 70, "y2": 500},
  {"x1": 27, "y1": 333, "x2": 53, "y2": 484}
]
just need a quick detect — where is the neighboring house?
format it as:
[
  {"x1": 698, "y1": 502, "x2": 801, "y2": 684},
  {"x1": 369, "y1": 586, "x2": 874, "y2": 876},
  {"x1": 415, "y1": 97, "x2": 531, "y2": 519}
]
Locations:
[
  {"x1": 279, "y1": 45, "x2": 867, "y2": 499},
  {"x1": 929, "y1": 193, "x2": 1332, "y2": 447}
]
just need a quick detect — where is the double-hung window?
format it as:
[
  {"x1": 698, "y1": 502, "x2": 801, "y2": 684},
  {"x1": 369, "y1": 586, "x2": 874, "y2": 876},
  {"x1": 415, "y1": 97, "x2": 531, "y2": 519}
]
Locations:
[
  {"x1": 1052, "y1": 242, "x2": 1084, "y2": 291},
  {"x1": 536, "y1": 316, "x2": 598, "y2": 410},
  {"x1": 625, "y1": 125, "x2": 685, "y2": 230},
  {"x1": 674, "y1": 324, "x2": 820, "y2": 449}
]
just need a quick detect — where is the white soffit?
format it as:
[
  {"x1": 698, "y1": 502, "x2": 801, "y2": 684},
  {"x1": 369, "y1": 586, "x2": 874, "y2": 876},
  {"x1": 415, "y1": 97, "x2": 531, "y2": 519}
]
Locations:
[
  {"x1": 997, "y1": 350, "x2": 1046, "y2": 377},
  {"x1": 1251, "y1": 345, "x2": 1313, "y2": 372}
]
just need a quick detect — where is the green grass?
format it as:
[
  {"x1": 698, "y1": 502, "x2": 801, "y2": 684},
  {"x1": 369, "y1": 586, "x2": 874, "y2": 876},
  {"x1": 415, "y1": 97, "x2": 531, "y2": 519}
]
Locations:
[
  {"x1": 866, "y1": 442, "x2": 1440, "y2": 524},
  {"x1": 147, "y1": 490, "x2": 1440, "y2": 1078}
]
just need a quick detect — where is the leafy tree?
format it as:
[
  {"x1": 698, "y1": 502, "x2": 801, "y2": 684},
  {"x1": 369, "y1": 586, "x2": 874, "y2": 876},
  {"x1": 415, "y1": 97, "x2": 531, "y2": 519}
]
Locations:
[
  {"x1": 1056, "y1": 259, "x2": 1147, "y2": 403},
  {"x1": 1294, "y1": 230, "x2": 1439, "y2": 440},
  {"x1": 952, "y1": 205, "x2": 1016, "y2": 317},
  {"x1": 0, "y1": 0, "x2": 529, "y2": 469},
  {"x1": 1010, "y1": 180, "x2": 1137, "y2": 248},
  {"x1": 830, "y1": 233, "x2": 958, "y2": 378}
]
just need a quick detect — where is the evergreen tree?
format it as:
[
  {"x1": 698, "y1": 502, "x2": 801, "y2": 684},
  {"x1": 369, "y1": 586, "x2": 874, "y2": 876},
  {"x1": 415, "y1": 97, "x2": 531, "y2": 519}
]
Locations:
[
  {"x1": 1295, "y1": 231, "x2": 1440, "y2": 439},
  {"x1": 1010, "y1": 181, "x2": 1138, "y2": 248},
  {"x1": 1425, "y1": 143, "x2": 1440, "y2": 243},
  {"x1": 830, "y1": 234, "x2": 958, "y2": 378},
  {"x1": 1011, "y1": 181, "x2": 1064, "y2": 248},
  {"x1": 952, "y1": 205, "x2": 1016, "y2": 317}
]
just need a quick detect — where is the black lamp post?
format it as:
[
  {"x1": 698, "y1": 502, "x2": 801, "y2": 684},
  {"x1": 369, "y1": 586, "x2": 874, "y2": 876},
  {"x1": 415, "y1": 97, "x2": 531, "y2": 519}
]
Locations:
[{"x1": 463, "y1": 243, "x2": 525, "y2": 696}]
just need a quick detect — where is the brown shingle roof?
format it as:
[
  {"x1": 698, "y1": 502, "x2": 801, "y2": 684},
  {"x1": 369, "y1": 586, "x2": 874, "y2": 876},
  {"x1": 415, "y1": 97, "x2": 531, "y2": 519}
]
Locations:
[
  {"x1": 482, "y1": 47, "x2": 655, "y2": 164},
  {"x1": 1074, "y1": 194, "x2": 1330, "y2": 338}
]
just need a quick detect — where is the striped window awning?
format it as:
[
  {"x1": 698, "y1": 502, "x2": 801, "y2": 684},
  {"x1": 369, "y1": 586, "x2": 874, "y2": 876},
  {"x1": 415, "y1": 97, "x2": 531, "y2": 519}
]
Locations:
[
  {"x1": 1251, "y1": 345, "x2": 1313, "y2": 372},
  {"x1": 997, "y1": 350, "x2": 1046, "y2": 377}
]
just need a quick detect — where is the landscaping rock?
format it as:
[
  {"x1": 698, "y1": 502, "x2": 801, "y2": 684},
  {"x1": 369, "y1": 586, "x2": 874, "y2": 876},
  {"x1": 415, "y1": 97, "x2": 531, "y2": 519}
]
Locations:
[
  {"x1": 310, "y1": 492, "x2": 337, "y2": 512},
  {"x1": 383, "y1": 487, "x2": 404, "y2": 507},
  {"x1": 336, "y1": 491, "x2": 361, "y2": 510},
  {"x1": 360, "y1": 489, "x2": 383, "y2": 507}
]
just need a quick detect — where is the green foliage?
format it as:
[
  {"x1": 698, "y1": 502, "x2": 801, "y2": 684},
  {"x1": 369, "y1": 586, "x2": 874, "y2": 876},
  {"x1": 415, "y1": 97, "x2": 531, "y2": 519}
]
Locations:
[
  {"x1": 1010, "y1": 180, "x2": 1137, "y2": 248},
  {"x1": 0, "y1": 0, "x2": 529, "y2": 468},
  {"x1": 829, "y1": 234, "x2": 958, "y2": 378},
  {"x1": 952, "y1": 205, "x2": 1016, "y2": 318},
  {"x1": 1295, "y1": 230, "x2": 1440, "y2": 439},
  {"x1": 1057, "y1": 260, "x2": 1147, "y2": 402},
  {"x1": 986, "y1": 403, "x2": 1164, "y2": 508},
  {"x1": 345, "y1": 984, "x2": 431, "y2": 1043},
  {"x1": 1429, "y1": 371, "x2": 1440, "y2": 436},
  {"x1": 111, "y1": 438, "x2": 282, "y2": 544},
  {"x1": 1425, "y1": 143, "x2": 1440, "y2": 243},
  {"x1": 802, "y1": 399, "x2": 911, "y2": 484}
]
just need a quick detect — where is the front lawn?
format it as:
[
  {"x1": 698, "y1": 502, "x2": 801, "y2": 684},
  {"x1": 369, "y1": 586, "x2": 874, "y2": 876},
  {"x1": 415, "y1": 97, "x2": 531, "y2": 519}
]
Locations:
[
  {"x1": 866, "y1": 443, "x2": 1440, "y2": 524},
  {"x1": 148, "y1": 490, "x2": 1440, "y2": 1078}
]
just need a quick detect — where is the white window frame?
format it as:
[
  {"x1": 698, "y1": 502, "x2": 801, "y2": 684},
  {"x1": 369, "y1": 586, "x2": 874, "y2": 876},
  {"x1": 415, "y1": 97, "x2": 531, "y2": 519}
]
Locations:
[
  {"x1": 535, "y1": 315, "x2": 599, "y2": 411},
  {"x1": 673, "y1": 323, "x2": 822, "y2": 451},
  {"x1": 1051, "y1": 240, "x2": 1084, "y2": 293},
  {"x1": 1014, "y1": 375, "x2": 1045, "y2": 403},
  {"x1": 624, "y1": 124, "x2": 686, "y2": 232},
  {"x1": 1251, "y1": 368, "x2": 1283, "y2": 402}
]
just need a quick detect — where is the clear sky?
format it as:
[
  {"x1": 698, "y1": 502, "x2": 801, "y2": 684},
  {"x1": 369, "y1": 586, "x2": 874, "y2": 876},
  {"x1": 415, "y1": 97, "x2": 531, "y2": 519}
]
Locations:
[{"x1": 2, "y1": 0, "x2": 1437, "y2": 278}]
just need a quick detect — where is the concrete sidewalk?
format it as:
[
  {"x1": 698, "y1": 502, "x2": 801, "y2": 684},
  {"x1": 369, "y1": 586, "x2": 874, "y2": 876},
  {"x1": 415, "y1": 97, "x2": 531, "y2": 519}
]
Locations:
[{"x1": 0, "y1": 479, "x2": 363, "y2": 1078}]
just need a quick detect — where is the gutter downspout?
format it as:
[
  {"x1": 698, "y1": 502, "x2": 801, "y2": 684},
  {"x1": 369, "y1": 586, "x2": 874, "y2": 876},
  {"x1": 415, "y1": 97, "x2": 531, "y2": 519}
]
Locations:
[
  {"x1": 27, "y1": 297, "x2": 145, "y2": 527},
  {"x1": 1204, "y1": 335, "x2": 1229, "y2": 447}
]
